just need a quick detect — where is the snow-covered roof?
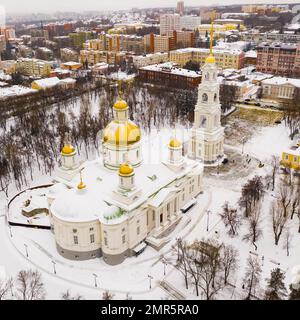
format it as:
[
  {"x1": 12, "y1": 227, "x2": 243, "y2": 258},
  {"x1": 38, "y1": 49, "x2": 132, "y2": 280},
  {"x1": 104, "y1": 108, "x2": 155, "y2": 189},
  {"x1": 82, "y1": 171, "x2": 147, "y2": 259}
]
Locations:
[
  {"x1": 52, "y1": 187, "x2": 119, "y2": 222},
  {"x1": 0, "y1": 85, "x2": 36, "y2": 99},
  {"x1": 51, "y1": 138, "x2": 202, "y2": 224},
  {"x1": 32, "y1": 77, "x2": 61, "y2": 88},
  {"x1": 62, "y1": 61, "x2": 82, "y2": 66},
  {"x1": 245, "y1": 50, "x2": 257, "y2": 58},
  {"x1": 171, "y1": 47, "x2": 243, "y2": 56},
  {"x1": 140, "y1": 62, "x2": 201, "y2": 78},
  {"x1": 262, "y1": 76, "x2": 300, "y2": 88}
]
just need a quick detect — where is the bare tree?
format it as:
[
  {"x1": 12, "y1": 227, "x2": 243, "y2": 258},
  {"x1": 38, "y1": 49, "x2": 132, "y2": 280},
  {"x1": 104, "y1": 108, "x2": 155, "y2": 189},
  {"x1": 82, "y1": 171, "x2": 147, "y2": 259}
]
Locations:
[
  {"x1": 188, "y1": 239, "x2": 223, "y2": 300},
  {"x1": 243, "y1": 203, "x2": 262, "y2": 250},
  {"x1": 0, "y1": 277, "x2": 13, "y2": 300},
  {"x1": 170, "y1": 238, "x2": 189, "y2": 290},
  {"x1": 222, "y1": 245, "x2": 239, "y2": 285},
  {"x1": 278, "y1": 184, "x2": 292, "y2": 218},
  {"x1": 220, "y1": 202, "x2": 241, "y2": 237},
  {"x1": 15, "y1": 269, "x2": 46, "y2": 300},
  {"x1": 283, "y1": 229, "x2": 292, "y2": 257},
  {"x1": 243, "y1": 256, "x2": 262, "y2": 300},
  {"x1": 290, "y1": 185, "x2": 300, "y2": 220},
  {"x1": 239, "y1": 176, "x2": 264, "y2": 218},
  {"x1": 61, "y1": 290, "x2": 84, "y2": 300},
  {"x1": 270, "y1": 155, "x2": 279, "y2": 191},
  {"x1": 102, "y1": 290, "x2": 114, "y2": 300},
  {"x1": 270, "y1": 201, "x2": 289, "y2": 246}
]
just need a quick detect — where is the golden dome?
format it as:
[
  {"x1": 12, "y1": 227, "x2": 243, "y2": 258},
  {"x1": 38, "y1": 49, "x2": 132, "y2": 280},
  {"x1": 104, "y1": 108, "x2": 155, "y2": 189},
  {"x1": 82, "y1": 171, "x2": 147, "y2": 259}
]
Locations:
[
  {"x1": 205, "y1": 54, "x2": 216, "y2": 64},
  {"x1": 77, "y1": 180, "x2": 86, "y2": 190},
  {"x1": 114, "y1": 99, "x2": 128, "y2": 110},
  {"x1": 119, "y1": 163, "x2": 134, "y2": 176},
  {"x1": 103, "y1": 120, "x2": 141, "y2": 146},
  {"x1": 61, "y1": 144, "x2": 75, "y2": 155},
  {"x1": 169, "y1": 138, "x2": 182, "y2": 148}
]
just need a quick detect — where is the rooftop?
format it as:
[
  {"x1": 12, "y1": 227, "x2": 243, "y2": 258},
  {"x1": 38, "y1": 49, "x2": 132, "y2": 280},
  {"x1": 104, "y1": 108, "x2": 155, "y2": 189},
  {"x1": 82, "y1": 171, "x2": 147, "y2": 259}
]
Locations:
[{"x1": 140, "y1": 62, "x2": 201, "y2": 78}]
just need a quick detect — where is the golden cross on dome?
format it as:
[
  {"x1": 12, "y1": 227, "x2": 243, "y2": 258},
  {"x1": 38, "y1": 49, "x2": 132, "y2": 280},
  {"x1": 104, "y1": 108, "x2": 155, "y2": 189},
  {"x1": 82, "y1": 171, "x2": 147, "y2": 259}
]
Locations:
[
  {"x1": 77, "y1": 169, "x2": 86, "y2": 190},
  {"x1": 118, "y1": 80, "x2": 123, "y2": 100},
  {"x1": 210, "y1": 10, "x2": 215, "y2": 56}
]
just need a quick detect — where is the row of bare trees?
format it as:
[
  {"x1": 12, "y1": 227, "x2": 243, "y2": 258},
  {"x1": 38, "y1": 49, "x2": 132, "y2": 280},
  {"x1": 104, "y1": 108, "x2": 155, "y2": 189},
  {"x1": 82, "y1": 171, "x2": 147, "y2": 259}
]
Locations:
[
  {"x1": 0, "y1": 269, "x2": 45, "y2": 300},
  {"x1": 170, "y1": 238, "x2": 239, "y2": 300},
  {"x1": 0, "y1": 80, "x2": 195, "y2": 196}
]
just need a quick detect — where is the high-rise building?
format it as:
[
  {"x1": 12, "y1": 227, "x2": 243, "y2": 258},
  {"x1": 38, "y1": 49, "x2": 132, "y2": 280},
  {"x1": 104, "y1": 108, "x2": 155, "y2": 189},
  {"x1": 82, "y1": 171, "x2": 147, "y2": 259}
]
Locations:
[
  {"x1": 160, "y1": 14, "x2": 181, "y2": 35},
  {"x1": 176, "y1": 1, "x2": 184, "y2": 15},
  {"x1": 180, "y1": 15, "x2": 202, "y2": 31}
]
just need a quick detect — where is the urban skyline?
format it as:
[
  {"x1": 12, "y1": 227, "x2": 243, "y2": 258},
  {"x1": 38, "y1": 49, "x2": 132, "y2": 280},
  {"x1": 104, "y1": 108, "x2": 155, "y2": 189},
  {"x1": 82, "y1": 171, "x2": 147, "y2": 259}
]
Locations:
[{"x1": 1, "y1": 0, "x2": 299, "y2": 14}]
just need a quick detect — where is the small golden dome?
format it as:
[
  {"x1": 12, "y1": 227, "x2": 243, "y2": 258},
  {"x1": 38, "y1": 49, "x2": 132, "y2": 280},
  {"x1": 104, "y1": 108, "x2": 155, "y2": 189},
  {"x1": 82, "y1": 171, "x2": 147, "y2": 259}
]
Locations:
[
  {"x1": 62, "y1": 144, "x2": 75, "y2": 155},
  {"x1": 114, "y1": 99, "x2": 128, "y2": 110},
  {"x1": 77, "y1": 180, "x2": 86, "y2": 190},
  {"x1": 119, "y1": 163, "x2": 134, "y2": 176},
  {"x1": 169, "y1": 138, "x2": 182, "y2": 148},
  {"x1": 205, "y1": 54, "x2": 216, "y2": 64},
  {"x1": 103, "y1": 120, "x2": 141, "y2": 146}
]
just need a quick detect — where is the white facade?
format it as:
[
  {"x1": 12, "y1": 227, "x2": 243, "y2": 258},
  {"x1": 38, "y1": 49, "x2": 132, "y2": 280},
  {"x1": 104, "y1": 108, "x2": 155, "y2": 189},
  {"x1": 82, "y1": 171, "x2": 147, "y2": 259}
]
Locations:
[
  {"x1": 180, "y1": 15, "x2": 202, "y2": 31},
  {"x1": 188, "y1": 57, "x2": 225, "y2": 165},
  {"x1": 47, "y1": 98, "x2": 204, "y2": 265},
  {"x1": 160, "y1": 14, "x2": 181, "y2": 35}
]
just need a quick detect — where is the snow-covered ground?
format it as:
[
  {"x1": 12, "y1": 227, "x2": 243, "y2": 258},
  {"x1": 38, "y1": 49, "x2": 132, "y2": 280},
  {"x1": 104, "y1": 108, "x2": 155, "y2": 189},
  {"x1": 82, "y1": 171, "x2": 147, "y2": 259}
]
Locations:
[{"x1": 1, "y1": 112, "x2": 299, "y2": 300}]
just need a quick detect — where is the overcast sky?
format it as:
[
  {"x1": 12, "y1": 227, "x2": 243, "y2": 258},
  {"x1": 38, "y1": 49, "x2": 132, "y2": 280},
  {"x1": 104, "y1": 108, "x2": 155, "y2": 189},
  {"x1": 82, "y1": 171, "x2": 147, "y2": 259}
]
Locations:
[{"x1": 0, "y1": 0, "x2": 299, "y2": 14}]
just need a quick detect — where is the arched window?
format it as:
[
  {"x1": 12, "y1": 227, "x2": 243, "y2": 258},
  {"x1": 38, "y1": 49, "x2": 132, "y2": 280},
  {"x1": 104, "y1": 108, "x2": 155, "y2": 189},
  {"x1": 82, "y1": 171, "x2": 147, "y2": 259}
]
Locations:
[
  {"x1": 205, "y1": 73, "x2": 209, "y2": 80},
  {"x1": 202, "y1": 93, "x2": 208, "y2": 103},
  {"x1": 214, "y1": 93, "x2": 217, "y2": 102}
]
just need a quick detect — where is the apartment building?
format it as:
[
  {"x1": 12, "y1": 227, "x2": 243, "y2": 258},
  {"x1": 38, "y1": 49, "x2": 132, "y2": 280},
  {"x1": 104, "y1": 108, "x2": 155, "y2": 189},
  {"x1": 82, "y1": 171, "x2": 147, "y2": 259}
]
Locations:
[
  {"x1": 256, "y1": 42, "x2": 300, "y2": 77},
  {"x1": 84, "y1": 34, "x2": 144, "y2": 54},
  {"x1": 138, "y1": 62, "x2": 201, "y2": 89},
  {"x1": 60, "y1": 48, "x2": 79, "y2": 62},
  {"x1": 160, "y1": 14, "x2": 181, "y2": 35},
  {"x1": 16, "y1": 58, "x2": 53, "y2": 77},
  {"x1": 80, "y1": 50, "x2": 126, "y2": 65},
  {"x1": 170, "y1": 47, "x2": 245, "y2": 69},
  {"x1": 132, "y1": 52, "x2": 169, "y2": 68}
]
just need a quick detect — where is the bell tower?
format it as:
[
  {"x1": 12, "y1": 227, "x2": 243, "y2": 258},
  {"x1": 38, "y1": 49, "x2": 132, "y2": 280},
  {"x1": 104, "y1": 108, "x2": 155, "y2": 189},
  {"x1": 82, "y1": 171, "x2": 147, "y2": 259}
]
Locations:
[{"x1": 188, "y1": 11, "x2": 225, "y2": 165}]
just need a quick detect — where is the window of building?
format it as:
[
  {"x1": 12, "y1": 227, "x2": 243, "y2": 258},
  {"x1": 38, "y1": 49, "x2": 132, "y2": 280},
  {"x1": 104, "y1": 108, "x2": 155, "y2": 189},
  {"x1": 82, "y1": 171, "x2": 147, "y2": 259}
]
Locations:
[
  {"x1": 122, "y1": 234, "x2": 126, "y2": 244},
  {"x1": 160, "y1": 213, "x2": 163, "y2": 223},
  {"x1": 73, "y1": 235, "x2": 78, "y2": 245},
  {"x1": 137, "y1": 226, "x2": 140, "y2": 235},
  {"x1": 89, "y1": 227, "x2": 94, "y2": 232},
  {"x1": 73, "y1": 229, "x2": 77, "y2": 233},
  {"x1": 202, "y1": 93, "x2": 208, "y2": 103},
  {"x1": 90, "y1": 234, "x2": 95, "y2": 243},
  {"x1": 104, "y1": 237, "x2": 108, "y2": 246},
  {"x1": 152, "y1": 211, "x2": 155, "y2": 221},
  {"x1": 122, "y1": 228, "x2": 125, "y2": 232}
]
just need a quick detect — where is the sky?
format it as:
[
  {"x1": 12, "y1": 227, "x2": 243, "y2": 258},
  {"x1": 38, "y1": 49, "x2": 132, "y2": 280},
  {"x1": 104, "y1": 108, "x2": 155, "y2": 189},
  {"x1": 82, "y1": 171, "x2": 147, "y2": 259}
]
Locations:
[{"x1": 0, "y1": 0, "x2": 299, "y2": 14}]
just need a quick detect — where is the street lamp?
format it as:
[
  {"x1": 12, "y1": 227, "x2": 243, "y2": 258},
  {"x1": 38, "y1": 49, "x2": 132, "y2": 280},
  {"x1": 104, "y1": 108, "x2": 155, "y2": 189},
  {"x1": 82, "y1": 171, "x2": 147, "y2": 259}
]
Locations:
[
  {"x1": 206, "y1": 210, "x2": 211, "y2": 232},
  {"x1": 51, "y1": 260, "x2": 56, "y2": 274},
  {"x1": 148, "y1": 275, "x2": 153, "y2": 290},
  {"x1": 242, "y1": 137, "x2": 247, "y2": 154},
  {"x1": 162, "y1": 259, "x2": 168, "y2": 276},
  {"x1": 92, "y1": 273, "x2": 98, "y2": 288},
  {"x1": 9, "y1": 225, "x2": 12, "y2": 238},
  {"x1": 24, "y1": 244, "x2": 28, "y2": 258}
]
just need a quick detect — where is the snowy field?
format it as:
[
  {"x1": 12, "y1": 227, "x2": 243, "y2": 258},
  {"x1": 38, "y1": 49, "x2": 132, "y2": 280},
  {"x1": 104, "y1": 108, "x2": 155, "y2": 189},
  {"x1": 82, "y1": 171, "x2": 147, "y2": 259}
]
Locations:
[{"x1": 1, "y1": 109, "x2": 300, "y2": 300}]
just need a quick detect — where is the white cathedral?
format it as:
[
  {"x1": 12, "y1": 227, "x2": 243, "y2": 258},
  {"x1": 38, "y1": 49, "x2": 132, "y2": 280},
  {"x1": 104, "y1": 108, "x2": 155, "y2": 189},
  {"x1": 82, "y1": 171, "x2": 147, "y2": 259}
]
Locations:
[
  {"x1": 46, "y1": 96, "x2": 204, "y2": 265},
  {"x1": 13, "y1": 21, "x2": 224, "y2": 266}
]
